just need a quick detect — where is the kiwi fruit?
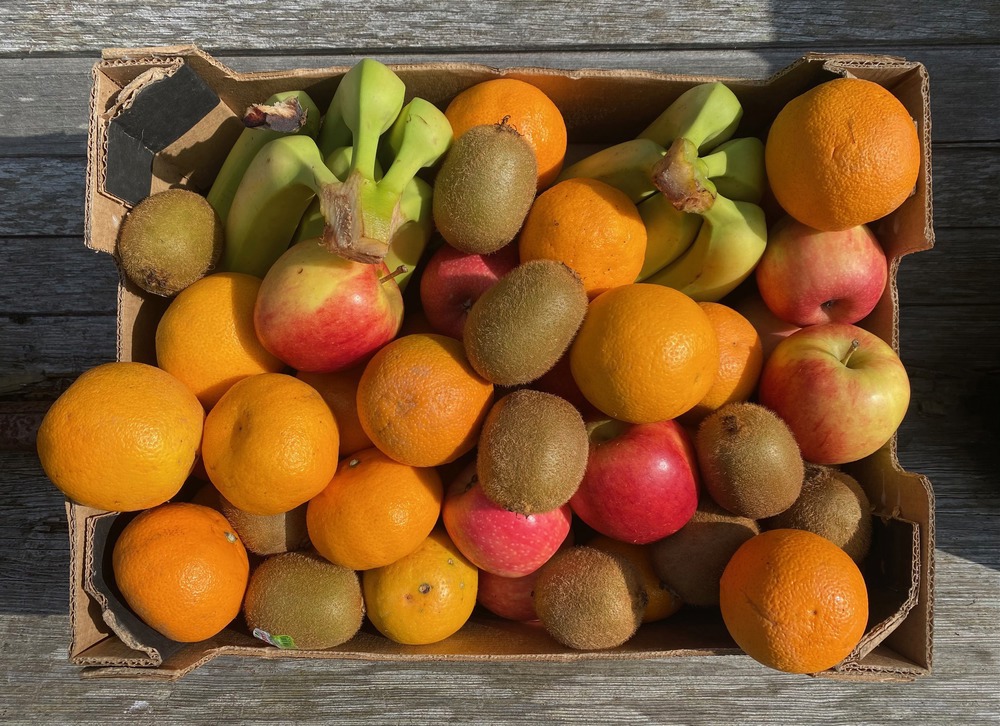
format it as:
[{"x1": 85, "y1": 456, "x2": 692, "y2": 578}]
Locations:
[
  {"x1": 477, "y1": 389, "x2": 589, "y2": 514},
  {"x1": 649, "y1": 497, "x2": 759, "y2": 607},
  {"x1": 533, "y1": 546, "x2": 646, "y2": 650},
  {"x1": 695, "y1": 402, "x2": 805, "y2": 519},
  {"x1": 433, "y1": 120, "x2": 538, "y2": 254},
  {"x1": 763, "y1": 463, "x2": 873, "y2": 564},
  {"x1": 116, "y1": 188, "x2": 224, "y2": 296},
  {"x1": 243, "y1": 550, "x2": 364, "y2": 650},
  {"x1": 463, "y1": 259, "x2": 588, "y2": 386},
  {"x1": 220, "y1": 496, "x2": 310, "y2": 556}
]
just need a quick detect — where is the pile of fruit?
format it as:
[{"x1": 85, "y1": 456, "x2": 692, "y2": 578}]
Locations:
[{"x1": 37, "y1": 59, "x2": 922, "y2": 676}]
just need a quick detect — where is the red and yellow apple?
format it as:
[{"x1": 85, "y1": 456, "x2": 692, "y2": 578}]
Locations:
[
  {"x1": 442, "y1": 462, "x2": 572, "y2": 577},
  {"x1": 418, "y1": 242, "x2": 519, "y2": 340},
  {"x1": 569, "y1": 418, "x2": 700, "y2": 544},
  {"x1": 253, "y1": 239, "x2": 404, "y2": 373},
  {"x1": 758, "y1": 322, "x2": 910, "y2": 465},
  {"x1": 755, "y1": 216, "x2": 888, "y2": 327}
]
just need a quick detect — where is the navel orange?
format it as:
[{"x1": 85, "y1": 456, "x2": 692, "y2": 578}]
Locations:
[{"x1": 765, "y1": 77, "x2": 921, "y2": 231}]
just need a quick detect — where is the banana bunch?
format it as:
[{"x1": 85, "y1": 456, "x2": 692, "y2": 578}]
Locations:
[
  {"x1": 557, "y1": 82, "x2": 768, "y2": 301},
  {"x1": 216, "y1": 59, "x2": 450, "y2": 279}
]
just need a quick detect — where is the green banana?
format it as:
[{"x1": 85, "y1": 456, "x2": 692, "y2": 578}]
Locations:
[
  {"x1": 221, "y1": 135, "x2": 339, "y2": 278},
  {"x1": 699, "y1": 137, "x2": 766, "y2": 204},
  {"x1": 638, "y1": 82, "x2": 743, "y2": 154},
  {"x1": 292, "y1": 146, "x2": 382, "y2": 244},
  {"x1": 644, "y1": 192, "x2": 767, "y2": 302},
  {"x1": 321, "y1": 96, "x2": 452, "y2": 263},
  {"x1": 317, "y1": 58, "x2": 405, "y2": 160},
  {"x1": 382, "y1": 177, "x2": 434, "y2": 292},
  {"x1": 636, "y1": 194, "x2": 702, "y2": 281},
  {"x1": 555, "y1": 138, "x2": 665, "y2": 202},
  {"x1": 651, "y1": 137, "x2": 719, "y2": 214},
  {"x1": 294, "y1": 147, "x2": 432, "y2": 292},
  {"x1": 206, "y1": 90, "x2": 321, "y2": 224}
]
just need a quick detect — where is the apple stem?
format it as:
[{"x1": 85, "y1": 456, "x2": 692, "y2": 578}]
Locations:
[
  {"x1": 841, "y1": 339, "x2": 861, "y2": 366},
  {"x1": 379, "y1": 264, "x2": 408, "y2": 285}
]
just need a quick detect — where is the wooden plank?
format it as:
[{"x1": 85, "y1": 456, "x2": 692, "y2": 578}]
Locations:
[
  {"x1": 1, "y1": 2, "x2": 997, "y2": 55},
  {"x1": 0, "y1": 314, "x2": 117, "y2": 400},
  {"x1": 0, "y1": 238, "x2": 118, "y2": 315},
  {"x1": 0, "y1": 47, "x2": 994, "y2": 158}
]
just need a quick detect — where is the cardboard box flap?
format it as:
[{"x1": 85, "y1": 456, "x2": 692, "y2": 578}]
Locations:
[{"x1": 78, "y1": 512, "x2": 186, "y2": 667}]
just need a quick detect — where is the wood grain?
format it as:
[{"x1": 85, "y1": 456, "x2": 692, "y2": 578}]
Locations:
[{"x1": 2, "y1": 1, "x2": 997, "y2": 55}]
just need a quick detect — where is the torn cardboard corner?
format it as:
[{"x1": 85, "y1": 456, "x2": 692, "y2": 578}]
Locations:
[
  {"x1": 100, "y1": 62, "x2": 244, "y2": 206},
  {"x1": 76, "y1": 45, "x2": 936, "y2": 681}
]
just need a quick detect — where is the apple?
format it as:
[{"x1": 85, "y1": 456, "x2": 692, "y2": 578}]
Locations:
[
  {"x1": 477, "y1": 527, "x2": 575, "y2": 621},
  {"x1": 530, "y1": 350, "x2": 601, "y2": 420},
  {"x1": 758, "y1": 322, "x2": 910, "y2": 465},
  {"x1": 733, "y1": 291, "x2": 801, "y2": 360},
  {"x1": 476, "y1": 569, "x2": 540, "y2": 622},
  {"x1": 569, "y1": 419, "x2": 700, "y2": 544},
  {"x1": 253, "y1": 239, "x2": 404, "y2": 373},
  {"x1": 755, "y1": 216, "x2": 888, "y2": 327},
  {"x1": 419, "y1": 242, "x2": 519, "y2": 340},
  {"x1": 442, "y1": 462, "x2": 572, "y2": 577}
]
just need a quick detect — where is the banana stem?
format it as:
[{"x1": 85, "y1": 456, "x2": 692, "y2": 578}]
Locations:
[{"x1": 652, "y1": 137, "x2": 717, "y2": 214}]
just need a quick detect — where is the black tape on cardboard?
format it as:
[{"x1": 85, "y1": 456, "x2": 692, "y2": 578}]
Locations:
[{"x1": 104, "y1": 63, "x2": 221, "y2": 206}]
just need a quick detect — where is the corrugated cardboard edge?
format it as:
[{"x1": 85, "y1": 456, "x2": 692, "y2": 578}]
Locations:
[{"x1": 75, "y1": 45, "x2": 935, "y2": 681}]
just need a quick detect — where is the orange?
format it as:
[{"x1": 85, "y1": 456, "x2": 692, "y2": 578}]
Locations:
[
  {"x1": 570, "y1": 284, "x2": 718, "y2": 423},
  {"x1": 720, "y1": 529, "x2": 869, "y2": 674},
  {"x1": 589, "y1": 536, "x2": 682, "y2": 623},
  {"x1": 765, "y1": 77, "x2": 921, "y2": 231},
  {"x1": 112, "y1": 502, "x2": 249, "y2": 642},
  {"x1": 202, "y1": 373, "x2": 339, "y2": 516},
  {"x1": 307, "y1": 447, "x2": 444, "y2": 571},
  {"x1": 445, "y1": 77, "x2": 567, "y2": 189},
  {"x1": 297, "y1": 366, "x2": 372, "y2": 457},
  {"x1": 155, "y1": 272, "x2": 285, "y2": 409},
  {"x1": 362, "y1": 528, "x2": 478, "y2": 645},
  {"x1": 682, "y1": 302, "x2": 764, "y2": 424},
  {"x1": 357, "y1": 334, "x2": 494, "y2": 467},
  {"x1": 518, "y1": 178, "x2": 647, "y2": 298},
  {"x1": 36, "y1": 362, "x2": 204, "y2": 512}
]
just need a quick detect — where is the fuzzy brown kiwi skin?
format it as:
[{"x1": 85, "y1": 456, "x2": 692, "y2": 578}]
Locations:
[
  {"x1": 463, "y1": 259, "x2": 588, "y2": 386},
  {"x1": 649, "y1": 497, "x2": 759, "y2": 608},
  {"x1": 220, "y1": 496, "x2": 310, "y2": 556},
  {"x1": 117, "y1": 188, "x2": 224, "y2": 297},
  {"x1": 432, "y1": 120, "x2": 538, "y2": 255},
  {"x1": 533, "y1": 546, "x2": 646, "y2": 650},
  {"x1": 243, "y1": 550, "x2": 364, "y2": 651},
  {"x1": 477, "y1": 389, "x2": 589, "y2": 515},
  {"x1": 695, "y1": 402, "x2": 805, "y2": 520},
  {"x1": 763, "y1": 463, "x2": 873, "y2": 564}
]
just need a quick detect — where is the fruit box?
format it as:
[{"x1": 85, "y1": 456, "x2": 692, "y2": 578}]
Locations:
[{"x1": 71, "y1": 45, "x2": 935, "y2": 681}]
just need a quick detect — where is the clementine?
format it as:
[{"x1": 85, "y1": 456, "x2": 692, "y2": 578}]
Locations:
[
  {"x1": 362, "y1": 528, "x2": 478, "y2": 645},
  {"x1": 445, "y1": 77, "x2": 567, "y2": 189},
  {"x1": 720, "y1": 528, "x2": 869, "y2": 674},
  {"x1": 36, "y1": 361, "x2": 204, "y2": 512},
  {"x1": 112, "y1": 502, "x2": 249, "y2": 642},
  {"x1": 356, "y1": 333, "x2": 494, "y2": 467},
  {"x1": 155, "y1": 272, "x2": 285, "y2": 408},
  {"x1": 765, "y1": 77, "x2": 921, "y2": 231},
  {"x1": 202, "y1": 373, "x2": 339, "y2": 516},
  {"x1": 570, "y1": 283, "x2": 718, "y2": 423},
  {"x1": 519, "y1": 178, "x2": 647, "y2": 298},
  {"x1": 307, "y1": 447, "x2": 444, "y2": 571}
]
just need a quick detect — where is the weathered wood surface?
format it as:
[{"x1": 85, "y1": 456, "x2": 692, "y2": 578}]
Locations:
[{"x1": 1, "y1": 6, "x2": 999, "y2": 723}]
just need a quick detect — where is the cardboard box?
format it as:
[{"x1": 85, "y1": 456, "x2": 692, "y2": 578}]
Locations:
[{"x1": 71, "y1": 45, "x2": 935, "y2": 680}]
